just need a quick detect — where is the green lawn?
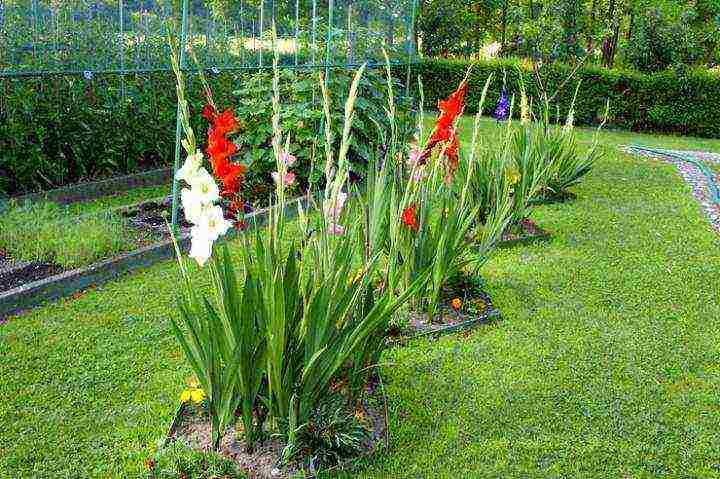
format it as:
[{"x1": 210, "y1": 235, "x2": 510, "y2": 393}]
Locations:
[{"x1": 2, "y1": 120, "x2": 720, "y2": 478}]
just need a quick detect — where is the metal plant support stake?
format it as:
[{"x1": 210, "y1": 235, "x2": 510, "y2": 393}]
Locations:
[{"x1": 170, "y1": 0, "x2": 190, "y2": 231}]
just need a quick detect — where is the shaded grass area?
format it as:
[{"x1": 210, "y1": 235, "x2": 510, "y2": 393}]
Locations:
[{"x1": 2, "y1": 121, "x2": 720, "y2": 478}]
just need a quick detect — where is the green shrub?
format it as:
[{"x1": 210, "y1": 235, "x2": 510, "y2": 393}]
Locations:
[
  {"x1": 408, "y1": 58, "x2": 720, "y2": 139},
  {"x1": 0, "y1": 201, "x2": 140, "y2": 268}
]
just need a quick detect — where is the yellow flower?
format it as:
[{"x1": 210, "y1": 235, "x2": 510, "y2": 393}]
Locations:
[
  {"x1": 180, "y1": 389, "x2": 192, "y2": 403},
  {"x1": 190, "y1": 388, "x2": 206, "y2": 403},
  {"x1": 450, "y1": 298, "x2": 462, "y2": 310},
  {"x1": 509, "y1": 173, "x2": 520, "y2": 185}
]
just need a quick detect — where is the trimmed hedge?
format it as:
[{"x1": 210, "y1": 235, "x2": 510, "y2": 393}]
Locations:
[
  {"x1": 2, "y1": 58, "x2": 719, "y2": 196},
  {"x1": 411, "y1": 59, "x2": 720, "y2": 140},
  {"x1": 0, "y1": 68, "x2": 409, "y2": 197}
]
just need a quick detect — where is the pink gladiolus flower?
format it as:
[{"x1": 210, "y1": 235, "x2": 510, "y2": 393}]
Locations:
[
  {"x1": 272, "y1": 170, "x2": 296, "y2": 187},
  {"x1": 327, "y1": 223, "x2": 345, "y2": 236},
  {"x1": 280, "y1": 150, "x2": 297, "y2": 167},
  {"x1": 324, "y1": 192, "x2": 347, "y2": 222},
  {"x1": 407, "y1": 148, "x2": 422, "y2": 168},
  {"x1": 410, "y1": 166, "x2": 426, "y2": 183}
]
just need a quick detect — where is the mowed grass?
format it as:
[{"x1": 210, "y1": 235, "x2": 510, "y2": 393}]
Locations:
[{"x1": 2, "y1": 119, "x2": 720, "y2": 478}]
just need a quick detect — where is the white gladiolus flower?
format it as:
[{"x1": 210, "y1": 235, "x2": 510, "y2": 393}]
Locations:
[
  {"x1": 195, "y1": 205, "x2": 233, "y2": 242},
  {"x1": 186, "y1": 206, "x2": 232, "y2": 266},
  {"x1": 181, "y1": 188, "x2": 213, "y2": 224},
  {"x1": 187, "y1": 168, "x2": 220, "y2": 204},
  {"x1": 176, "y1": 150, "x2": 204, "y2": 184},
  {"x1": 188, "y1": 229, "x2": 213, "y2": 266}
]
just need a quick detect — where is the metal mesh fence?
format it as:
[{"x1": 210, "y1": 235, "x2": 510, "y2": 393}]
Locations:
[{"x1": 0, "y1": 0, "x2": 419, "y2": 77}]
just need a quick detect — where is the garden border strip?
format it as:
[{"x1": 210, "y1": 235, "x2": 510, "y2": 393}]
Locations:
[
  {"x1": 4, "y1": 167, "x2": 173, "y2": 207},
  {"x1": 0, "y1": 194, "x2": 313, "y2": 319},
  {"x1": 622, "y1": 145, "x2": 720, "y2": 233}
]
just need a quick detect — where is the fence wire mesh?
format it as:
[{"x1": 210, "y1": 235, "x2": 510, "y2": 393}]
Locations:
[{"x1": 1, "y1": 0, "x2": 419, "y2": 78}]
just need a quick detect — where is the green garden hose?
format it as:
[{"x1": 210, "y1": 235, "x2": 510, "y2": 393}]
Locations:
[{"x1": 627, "y1": 144, "x2": 720, "y2": 206}]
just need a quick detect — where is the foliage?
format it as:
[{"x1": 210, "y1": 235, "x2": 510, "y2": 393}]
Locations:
[
  {"x1": 146, "y1": 439, "x2": 244, "y2": 479},
  {"x1": 168, "y1": 50, "x2": 427, "y2": 465},
  {"x1": 0, "y1": 68, "x2": 411, "y2": 197},
  {"x1": 416, "y1": 0, "x2": 719, "y2": 72},
  {"x1": 0, "y1": 201, "x2": 143, "y2": 268},
  {"x1": 411, "y1": 58, "x2": 720, "y2": 139},
  {"x1": 284, "y1": 393, "x2": 370, "y2": 470}
]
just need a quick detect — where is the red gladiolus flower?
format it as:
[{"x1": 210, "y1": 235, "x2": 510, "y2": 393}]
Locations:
[
  {"x1": 219, "y1": 163, "x2": 247, "y2": 197},
  {"x1": 437, "y1": 80, "x2": 468, "y2": 127},
  {"x1": 202, "y1": 104, "x2": 217, "y2": 122},
  {"x1": 420, "y1": 79, "x2": 469, "y2": 169},
  {"x1": 444, "y1": 134, "x2": 460, "y2": 183},
  {"x1": 401, "y1": 203, "x2": 419, "y2": 231},
  {"x1": 213, "y1": 109, "x2": 239, "y2": 136},
  {"x1": 206, "y1": 130, "x2": 237, "y2": 163}
]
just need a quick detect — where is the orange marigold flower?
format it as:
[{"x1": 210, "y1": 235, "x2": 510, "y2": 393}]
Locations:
[
  {"x1": 401, "y1": 203, "x2": 419, "y2": 231},
  {"x1": 450, "y1": 298, "x2": 462, "y2": 310}
]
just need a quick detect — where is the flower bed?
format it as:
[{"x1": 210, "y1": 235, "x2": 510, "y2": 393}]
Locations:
[
  {"x1": 389, "y1": 274, "x2": 501, "y2": 342},
  {"x1": 162, "y1": 376, "x2": 388, "y2": 478}
]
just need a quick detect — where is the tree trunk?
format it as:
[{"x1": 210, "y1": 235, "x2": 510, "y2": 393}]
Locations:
[
  {"x1": 501, "y1": 0, "x2": 508, "y2": 55},
  {"x1": 601, "y1": 0, "x2": 618, "y2": 67},
  {"x1": 586, "y1": 0, "x2": 597, "y2": 53}
]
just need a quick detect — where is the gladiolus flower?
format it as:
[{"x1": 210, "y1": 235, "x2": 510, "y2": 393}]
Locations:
[
  {"x1": 212, "y1": 109, "x2": 239, "y2": 136},
  {"x1": 401, "y1": 203, "x2": 419, "y2": 231},
  {"x1": 451, "y1": 298, "x2": 462, "y2": 310},
  {"x1": 176, "y1": 150, "x2": 204, "y2": 184},
  {"x1": 202, "y1": 104, "x2": 216, "y2": 122},
  {"x1": 492, "y1": 89, "x2": 510, "y2": 121},
  {"x1": 327, "y1": 223, "x2": 346, "y2": 236},
  {"x1": 407, "y1": 148, "x2": 423, "y2": 168},
  {"x1": 279, "y1": 149, "x2": 297, "y2": 167},
  {"x1": 419, "y1": 79, "x2": 469, "y2": 176},
  {"x1": 181, "y1": 188, "x2": 212, "y2": 224},
  {"x1": 216, "y1": 162, "x2": 247, "y2": 197},
  {"x1": 324, "y1": 192, "x2": 347, "y2": 222},
  {"x1": 272, "y1": 170, "x2": 296, "y2": 187},
  {"x1": 196, "y1": 205, "x2": 233, "y2": 242},
  {"x1": 444, "y1": 135, "x2": 460, "y2": 183},
  {"x1": 206, "y1": 131, "x2": 237, "y2": 164},
  {"x1": 187, "y1": 169, "x2": 220, "y2": 204}
]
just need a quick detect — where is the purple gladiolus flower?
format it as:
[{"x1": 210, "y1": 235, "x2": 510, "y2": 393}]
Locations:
[{"x1": 492, "y1": 89, "x2": 510, "y2": 121}]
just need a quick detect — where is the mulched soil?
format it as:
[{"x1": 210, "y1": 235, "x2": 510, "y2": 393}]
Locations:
[
  {"x1": 623, "y1": 147, "x2": 720, "y2": 234},
  {"x1": 0, "y1": 251, "x2": 63, "y2": 294},
  {"x1": 166, "y1": 381, "x2": 387, "y2": 479},
  {"x1": 120, "y1": 197, "x2": 192, "y2": 237}
]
